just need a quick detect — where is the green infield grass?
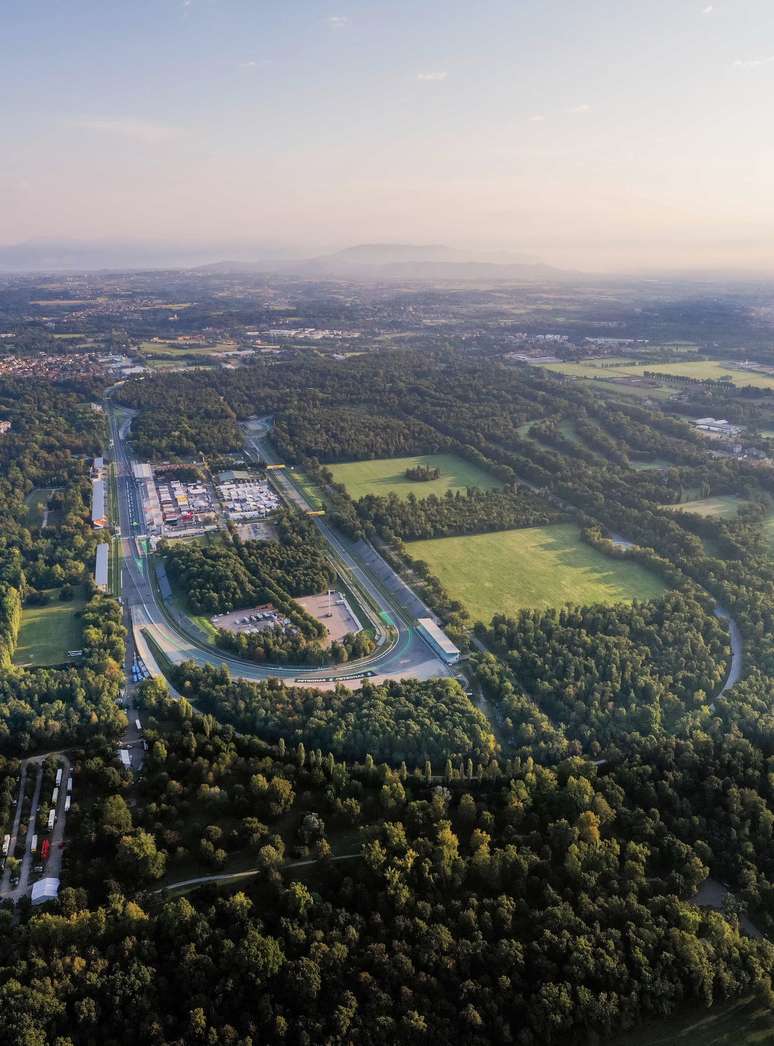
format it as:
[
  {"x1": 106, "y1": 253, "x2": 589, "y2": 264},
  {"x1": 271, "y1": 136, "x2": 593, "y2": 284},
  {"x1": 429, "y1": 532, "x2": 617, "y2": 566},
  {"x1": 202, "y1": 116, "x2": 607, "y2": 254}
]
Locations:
[
  {"x1": 407, "y1": 523, "x2": 666, "y2": 623},
  {"x1": 328, "y1": 453, "x2": 501, "y2": 501},
  {"x1": 13, "y1": 586, "x2": 88, "y2": 667}
]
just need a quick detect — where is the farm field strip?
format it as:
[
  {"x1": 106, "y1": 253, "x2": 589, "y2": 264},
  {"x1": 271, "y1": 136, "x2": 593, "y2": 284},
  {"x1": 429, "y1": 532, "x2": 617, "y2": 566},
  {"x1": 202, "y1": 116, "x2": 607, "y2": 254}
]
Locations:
[{"x1": 541, "y1": 358, "x2": 774, "y2": 390}]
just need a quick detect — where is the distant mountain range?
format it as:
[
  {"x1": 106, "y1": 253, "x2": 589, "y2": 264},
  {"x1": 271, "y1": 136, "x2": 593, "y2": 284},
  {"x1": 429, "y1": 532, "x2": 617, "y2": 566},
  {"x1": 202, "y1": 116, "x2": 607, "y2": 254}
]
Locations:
[
  {"x1": 0, "y1": 239, "x2": 566, "y2": 281},
  {"x1": 194, "y1": 244, "x2": 564, "y2": 282},
  {"x1": 0, "y1": 241, "x2": 296, "y2": 273}
]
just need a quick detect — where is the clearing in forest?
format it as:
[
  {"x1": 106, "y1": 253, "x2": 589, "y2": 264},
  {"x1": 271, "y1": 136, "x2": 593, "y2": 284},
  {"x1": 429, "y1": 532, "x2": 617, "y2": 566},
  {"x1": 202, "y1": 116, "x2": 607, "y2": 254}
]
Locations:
[
  {"x1": 667, "y1": 495, "x2": 749, "y2": 519},
  {"x1": 603, "y1": 993, "x2": 774, "y2": 1046},
  {"x1": 13, "y1": 586, "x2": 88, "y2": 667},
  {"x1": 407, "y1": 522, "x2": 666, "y2": 623},
  {"x1": 328, "y1": 453, "x2": 501, "y2": 501}
]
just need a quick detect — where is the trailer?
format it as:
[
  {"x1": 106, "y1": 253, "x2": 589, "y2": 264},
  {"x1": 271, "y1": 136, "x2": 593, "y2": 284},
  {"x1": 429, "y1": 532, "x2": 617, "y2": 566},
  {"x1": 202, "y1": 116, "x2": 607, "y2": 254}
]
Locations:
[
  {"x1": 55, "y1": 768, "x2": 63, "y2": 787},
  {"x1": 51, "y1": 787, "x2": 59, "y2": 805},
  {"x1": 30, "y1": 833, "x2": 38, "y2": 854},
  {"x1": 64, "y1": 796, "x2": 71, "y2": 813},
  {"x1": 41, "y1": 838, "x2": 50, "y2": 861},
  {"x1": 66, "y1": 777, "x2": 72, "y2": 793},
  {"x1": 135, "y1": 718, "x2": 142, "y2": 733},
  {"x1": 47, "y1": 809, "x2": 55, "y2": 831},
  {"x1": 1, "y1": 834, "x2": 9, "y2": 857}
]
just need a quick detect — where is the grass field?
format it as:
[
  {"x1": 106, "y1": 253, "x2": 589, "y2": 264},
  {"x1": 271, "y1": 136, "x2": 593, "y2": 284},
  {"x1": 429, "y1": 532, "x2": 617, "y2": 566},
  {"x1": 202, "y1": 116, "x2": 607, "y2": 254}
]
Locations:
[
  {"x1": 328, "y1": 453, "x2": 501, "y2": 501},
  {"x1": 629, "y1": 458, "x2": 676, "y2": 471},
  {"x1": 24, "y1": 488, "x2": 59, "y2": 527},
  {"x1": 604, "y1": 995, "x2": 774, "y2": 1046},
  {"x1": 13, "y1": 586, "x2": 87, "y2": 667},
  {"x1": 407, "y1": 523, "x2": 667, "y2": 622},
  {"x1": 667, "y1": 495, "x2": 749, "y2": 519},
  {"x1": 542, "y1": 358, "x2": 774, "y2": 391}
]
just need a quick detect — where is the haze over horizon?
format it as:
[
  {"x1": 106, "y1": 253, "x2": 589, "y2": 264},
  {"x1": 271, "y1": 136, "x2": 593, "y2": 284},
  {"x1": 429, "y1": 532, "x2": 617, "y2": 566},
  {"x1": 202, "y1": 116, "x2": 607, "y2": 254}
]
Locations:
[{"x1": 4, "y1": 0, "x2": 774, "y2": 273}]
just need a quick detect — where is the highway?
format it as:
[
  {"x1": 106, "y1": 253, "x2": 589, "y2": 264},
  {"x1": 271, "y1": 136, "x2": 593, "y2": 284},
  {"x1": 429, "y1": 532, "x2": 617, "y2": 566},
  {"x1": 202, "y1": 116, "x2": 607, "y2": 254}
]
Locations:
[{"x1": 106, "y1": 398, "x2": 448, "y2": 690}]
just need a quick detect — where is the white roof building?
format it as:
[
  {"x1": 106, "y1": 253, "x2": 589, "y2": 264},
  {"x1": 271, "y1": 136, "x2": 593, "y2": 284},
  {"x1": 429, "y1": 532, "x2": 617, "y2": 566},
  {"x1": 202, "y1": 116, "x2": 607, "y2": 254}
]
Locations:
[
  {"x1": 31, "y1": 877, "x2": 60, "y2": 905},
  {"x1": 95, "y1": 543, "x2": 109, "y2": 590}
]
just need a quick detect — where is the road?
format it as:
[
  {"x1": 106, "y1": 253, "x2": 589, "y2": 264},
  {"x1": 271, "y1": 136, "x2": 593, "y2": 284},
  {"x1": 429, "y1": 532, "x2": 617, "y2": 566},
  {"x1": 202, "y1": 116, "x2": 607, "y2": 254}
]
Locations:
[
  {"x1": 105, "y1": 399, "x2": 448, "y2": 691},
  {"x1": 714, "y1": 605, "x2": 744, "y2": 697},
  {"x1": 0, "y1": 762, "x2": 28, "y2": 896}
]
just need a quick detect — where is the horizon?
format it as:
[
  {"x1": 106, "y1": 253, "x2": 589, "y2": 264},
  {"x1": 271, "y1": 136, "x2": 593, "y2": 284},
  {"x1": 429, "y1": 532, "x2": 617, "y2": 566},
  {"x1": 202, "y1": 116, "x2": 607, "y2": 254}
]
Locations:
[{"x1": 4, "y1": 0, "x2": 774, "y2": 273}]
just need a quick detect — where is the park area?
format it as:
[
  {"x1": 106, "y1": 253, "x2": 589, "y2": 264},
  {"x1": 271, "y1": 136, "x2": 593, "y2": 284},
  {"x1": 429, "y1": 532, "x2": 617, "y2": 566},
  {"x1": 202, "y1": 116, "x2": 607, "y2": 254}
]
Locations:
[
  {"x1": 540, "y1": 357, "x2": 774, "y2": 391},
  {"x1": 407, "y1": 522, "x2": 667, "y2": 623},
  {"x1": 328, "y1": 453, "x2": 501, "y2": 501},
  {"x1": 13, "y1": 586, "x2": 87, "y2": 667}
]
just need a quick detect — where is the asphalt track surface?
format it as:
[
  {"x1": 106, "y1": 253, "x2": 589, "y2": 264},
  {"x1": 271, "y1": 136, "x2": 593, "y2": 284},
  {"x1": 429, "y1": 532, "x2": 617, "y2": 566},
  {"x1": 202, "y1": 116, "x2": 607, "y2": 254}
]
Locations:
[{"x1": 106, "y1": 401, "x2": 447, "y2": 689}]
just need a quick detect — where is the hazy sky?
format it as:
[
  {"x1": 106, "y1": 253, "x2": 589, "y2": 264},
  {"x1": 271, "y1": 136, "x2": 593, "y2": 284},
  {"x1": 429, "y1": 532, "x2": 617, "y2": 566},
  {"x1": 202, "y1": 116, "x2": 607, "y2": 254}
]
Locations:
[{"x1": 3, "y1": 0, "x2": 774, "y2": 271}]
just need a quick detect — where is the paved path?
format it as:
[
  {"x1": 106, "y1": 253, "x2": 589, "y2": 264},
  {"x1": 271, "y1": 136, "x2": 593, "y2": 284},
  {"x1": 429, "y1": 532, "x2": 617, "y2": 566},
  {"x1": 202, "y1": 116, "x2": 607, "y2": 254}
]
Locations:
[
  {"x1": 155, "y1": 852, "x2": 361, "y2": 894},
  {"x1": 692, "y1": 877, "x2": 764, "y2": 939}
]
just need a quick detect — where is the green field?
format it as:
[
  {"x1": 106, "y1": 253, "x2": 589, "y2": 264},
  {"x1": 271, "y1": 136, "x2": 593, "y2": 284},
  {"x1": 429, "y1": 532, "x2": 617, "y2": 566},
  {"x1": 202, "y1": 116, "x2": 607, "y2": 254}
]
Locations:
[
  {"x1": 328, "y1": 453, "x2": 501, "y2": 501},
  {"x1": 407, "y1": 523, "x2": 667, "y2": 622},
  {"x1": 604, "y1": 995, "x2": 774, "y2": 1046},
  {"x1": 668, "y1": 495, "x2": 749, "y2": 519},
  {"x1": 13, "y1": 586, "x2": 87, "y2": 667},
  {"x1": 542, "y1": 358, "x2": 774, "y2": 390},
  {"x1": 24, "y1": 488, "x2": 59, "y2": 527}
]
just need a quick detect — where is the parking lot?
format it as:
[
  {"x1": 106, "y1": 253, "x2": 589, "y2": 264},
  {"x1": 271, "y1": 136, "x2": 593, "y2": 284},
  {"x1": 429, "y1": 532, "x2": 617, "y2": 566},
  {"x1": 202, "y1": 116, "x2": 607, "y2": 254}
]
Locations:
[
  {"x1": 295, "y1": 591, "x2": 362, "y2": 645},
  {"x1": 211, "y1": 604, "x2": 291, "y2": 634}
]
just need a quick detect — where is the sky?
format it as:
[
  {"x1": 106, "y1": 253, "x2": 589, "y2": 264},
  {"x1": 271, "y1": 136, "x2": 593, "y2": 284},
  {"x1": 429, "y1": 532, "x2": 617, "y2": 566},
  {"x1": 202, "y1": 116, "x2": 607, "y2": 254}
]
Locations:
[{"x1": 3, "y1": 0, "x2": 774, "y2": 272}]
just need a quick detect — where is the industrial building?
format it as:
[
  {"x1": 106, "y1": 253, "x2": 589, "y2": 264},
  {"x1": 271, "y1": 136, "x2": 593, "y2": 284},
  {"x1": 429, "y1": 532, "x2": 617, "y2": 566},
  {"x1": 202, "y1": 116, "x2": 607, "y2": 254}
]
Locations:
[
  {"x1": 94, "y1": 543, "x2": 109, "y2": 590},
  {"x1": 91, "y1": 478, "x2": 106, "y2": 528},
  {"x1": 416, "y1": 617, "x2": 461, "y2": 664}
]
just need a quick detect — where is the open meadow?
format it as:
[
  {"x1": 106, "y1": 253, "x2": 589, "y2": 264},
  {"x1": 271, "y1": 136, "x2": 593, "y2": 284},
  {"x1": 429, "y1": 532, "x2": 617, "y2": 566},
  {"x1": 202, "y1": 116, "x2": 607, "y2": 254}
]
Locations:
[
  {"x1": 667, "y1": 495, "x2": 750, "y2": 519},
  {"x1": 328, "y1": 453, "x2": 501, "y2": 501},
  {"x1": 13, "y1": 586, "x2": 87, "y2": 667},
  {"x1": 408, "y1": 522, "x2": 667, "y2": 622}
]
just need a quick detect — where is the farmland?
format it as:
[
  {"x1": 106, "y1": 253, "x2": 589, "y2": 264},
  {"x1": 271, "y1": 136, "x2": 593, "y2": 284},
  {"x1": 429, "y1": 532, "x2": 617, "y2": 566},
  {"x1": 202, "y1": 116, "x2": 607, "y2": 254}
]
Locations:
[
  {"x1": 13, "y1": 586, "x2": 87, "y2": 667},
  {"x1": 328, "y1": 453, "x2": 501, "y2": 501},
  {"x1": 408, "y1": 522, "x2": 667, "y2": 623},
  {"x1": 541, "y1": 357, "x2": 774, "y2": 390}
]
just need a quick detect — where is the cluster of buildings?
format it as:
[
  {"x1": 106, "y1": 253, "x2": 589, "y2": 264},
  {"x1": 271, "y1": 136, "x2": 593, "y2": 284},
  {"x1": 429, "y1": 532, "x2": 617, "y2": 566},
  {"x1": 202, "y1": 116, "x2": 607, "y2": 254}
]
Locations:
[
  {"x1": 216, "y1": 472, "x2": 280, "y2": 520},
  {"x1": 0, "y1": 352, "x2": 106, "y2": 382},
  {"x1": 693, "y1": 417, "x2": 742, "y2": 438},
  {"x1": 257, "y1": 327, "x2": 361, "y2": 341},
  {"x1": 156, "y1": 476, "x2": 213, "y2": 529}
]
